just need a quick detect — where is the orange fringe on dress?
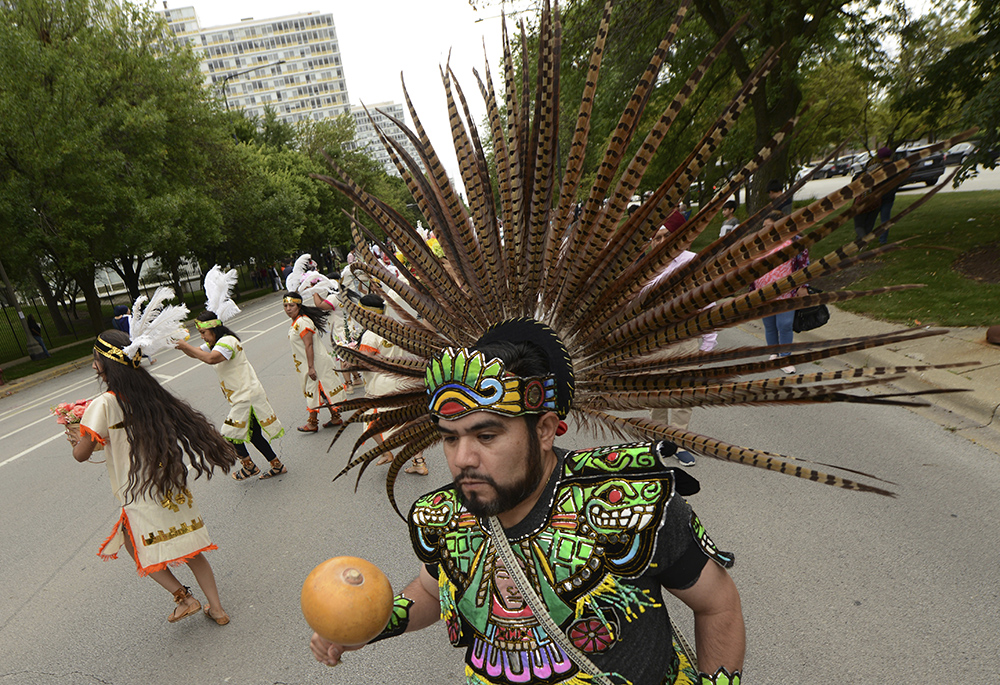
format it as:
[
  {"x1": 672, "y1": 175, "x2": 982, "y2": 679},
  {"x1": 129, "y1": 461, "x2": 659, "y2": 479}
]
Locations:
[
  {"x1": 79, "y1": 424, "x2": 106, "y2": 445},
  {"x1": 97, "y1": 508, "x2": 218, "y2": 578}
]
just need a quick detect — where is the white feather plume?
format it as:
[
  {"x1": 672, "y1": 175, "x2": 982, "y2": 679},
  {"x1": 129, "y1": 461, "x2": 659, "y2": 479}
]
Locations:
[
  {"x1": 298, "y1": 272, "x2": 337, "y2": 300},
  {"x1": 122, "y1": 287, "x2": 190, "y2": 358},
  {"x1": 204, "y1": 265, "x2": 241, "y2": 322},
  {"x1": 285, "y1": 253, "x2": 314, "y2": 292}
]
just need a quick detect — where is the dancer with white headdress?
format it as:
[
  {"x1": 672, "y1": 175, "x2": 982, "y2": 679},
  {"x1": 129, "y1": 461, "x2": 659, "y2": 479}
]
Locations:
[
  {"x1": 176, "y1": 266, "x2": 287, "y2": 480},
  {"x1": 69, "y1": 288, "x2": 235, "y2": 625}
]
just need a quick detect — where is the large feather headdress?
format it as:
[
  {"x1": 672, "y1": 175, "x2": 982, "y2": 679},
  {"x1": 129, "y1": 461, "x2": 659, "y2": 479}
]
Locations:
[
  {"x1": 312, "y1": 0, "x2": 972, "y2": 516},
  {"x1": 203, "y1": 265, "x2": 241, "y2": 323},
  {"x1": 121, "y1": 287, "x2": 190, "y2": 359}
]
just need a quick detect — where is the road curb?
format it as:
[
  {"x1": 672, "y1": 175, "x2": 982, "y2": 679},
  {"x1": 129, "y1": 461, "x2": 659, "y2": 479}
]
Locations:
[{"x1": 1, "y1": 357, "x2": 93, "y2": 399}]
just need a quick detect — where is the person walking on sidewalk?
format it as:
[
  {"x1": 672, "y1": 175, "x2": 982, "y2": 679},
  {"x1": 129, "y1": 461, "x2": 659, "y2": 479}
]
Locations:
[
  {"x1": 68, "y1": 316, "x2": 235, "y2": 625},
  {"x1": 283, "y1": 291, "x2": 343, "y2": 432},
  {"x1": 753, "y1": 211, "x2": 809, "y2": 374}
]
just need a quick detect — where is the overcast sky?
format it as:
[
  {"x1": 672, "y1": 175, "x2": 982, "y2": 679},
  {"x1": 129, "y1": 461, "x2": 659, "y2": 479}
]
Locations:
[{"x1": 177, "y1": 0, "x2": 527, "y2": 184}]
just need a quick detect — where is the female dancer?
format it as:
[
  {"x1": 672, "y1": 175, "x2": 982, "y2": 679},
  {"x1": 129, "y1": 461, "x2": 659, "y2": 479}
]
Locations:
[
  {"x1": 69, "y1": 329, "x2": 235, "y2": 625},
  {"x1": 176, "y1": 311, "x2": 287, "y2": 480},
  {"x1": 283, "y1": 291, "x2": 343, "y2": 432}
]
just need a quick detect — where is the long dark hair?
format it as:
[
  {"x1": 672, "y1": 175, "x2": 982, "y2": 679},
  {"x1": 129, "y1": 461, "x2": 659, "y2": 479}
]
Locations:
[
  {"x1": 196, "y1": 311, "x2": 241, "y2": 343},
  {"x1": 285, "y1": 292, "x2": 329, "y2": 334},
  {"x1": 95, "y1": 330, "x2": 236, "y2": 503}
]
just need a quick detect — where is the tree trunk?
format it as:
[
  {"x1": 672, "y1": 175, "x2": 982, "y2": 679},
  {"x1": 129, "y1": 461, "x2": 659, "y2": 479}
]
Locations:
[
  {"x1": 110, "y1": 256, "x2": 145, "y2": 302},
  {"x1": 74, "y1": 269, "x2": 106, "y2": 336},
  {"x1": 30, "y1": 266, "x2": 71, "y2": 336}
]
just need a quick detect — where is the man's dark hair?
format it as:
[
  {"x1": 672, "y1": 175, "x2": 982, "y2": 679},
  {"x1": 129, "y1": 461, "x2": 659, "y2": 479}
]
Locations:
[
  {"x1": 474, "y1": 339, "x2": 551, "y2": 379},
  {"x1": 766, "y1": 179, "x2": 783, "y2": 194},
  {"x1": 360, "y1": 293, "x2": 385, "y2": 309},
  {"x1": 722, "y1": 200, "x2": 737, "y2": 211}
]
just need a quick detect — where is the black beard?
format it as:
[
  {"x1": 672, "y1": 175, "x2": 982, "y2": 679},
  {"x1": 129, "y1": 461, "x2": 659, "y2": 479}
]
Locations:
[{"x1": 454, "y1": 429, "x2": 544, "y2": 517}]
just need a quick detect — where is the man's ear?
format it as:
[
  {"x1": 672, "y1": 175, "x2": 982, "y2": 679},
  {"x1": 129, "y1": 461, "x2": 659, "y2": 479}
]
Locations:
[{"x1": 535, "y1": 411, "x2": 561, "y2": 450}]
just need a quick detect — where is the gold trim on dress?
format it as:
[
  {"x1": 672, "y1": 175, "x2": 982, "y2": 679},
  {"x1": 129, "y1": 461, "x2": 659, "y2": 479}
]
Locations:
[
  {"x1": 142, "y1": 517, "x2": 205, "y2": 546},
  {"x1": 160, "y1": 487, "x2": 194, "y2": 513}
]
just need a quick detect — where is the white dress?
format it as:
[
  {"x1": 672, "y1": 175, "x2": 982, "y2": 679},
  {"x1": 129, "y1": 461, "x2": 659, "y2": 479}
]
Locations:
[
  {"x1": 203, "y1": 335, "x2": 283, "y2": 442},
  {"x1": 288, "y1": 315, "x2": 344, "y2": 411},
  {"x1": 81, "y1": 392, "x2": 216, "y2": 577}
]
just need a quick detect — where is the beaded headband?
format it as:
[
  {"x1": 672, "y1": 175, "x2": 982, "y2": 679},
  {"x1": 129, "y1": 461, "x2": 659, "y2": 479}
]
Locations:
[
  {"x1": 283, "y1": 293, "x2": 303, "y2": 304},
  {"x1": 425, "y1": 319, "x2": 574, "y2": 420},
  {"x1": 426, "y1": 348, "x2": 556, "y2": 420},
  {"x1": 94, "y1": 334, "x2": 141, "y2": 368},
  {"x1": 195, "y1": 318, "x2": 223, "y2": 330}
]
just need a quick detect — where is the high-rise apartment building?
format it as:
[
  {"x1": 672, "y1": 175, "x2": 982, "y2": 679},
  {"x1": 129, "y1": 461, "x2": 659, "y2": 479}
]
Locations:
[
  {"x1": 159, "y1": 5, "x2": 351, "y2": 123},
  {"x1": 346, "y1": 103, "x2": 425, "y2": 176}
]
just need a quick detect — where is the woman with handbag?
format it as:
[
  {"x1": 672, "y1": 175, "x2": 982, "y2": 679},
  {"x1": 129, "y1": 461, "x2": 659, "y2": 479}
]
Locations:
[{"x1": 753, "y1": 211, "x2": 809, "y2": 374}]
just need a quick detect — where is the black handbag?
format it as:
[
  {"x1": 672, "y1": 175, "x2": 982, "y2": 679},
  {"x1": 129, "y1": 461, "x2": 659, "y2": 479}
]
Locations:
[{"x1": 793, "y1": 286, "x2": 830, "y2": 333}]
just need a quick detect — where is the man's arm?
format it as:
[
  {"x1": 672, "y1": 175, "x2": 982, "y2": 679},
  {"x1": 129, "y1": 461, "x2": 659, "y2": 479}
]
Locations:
[
  {"x1": 667, "y1": 560, "x2": 745, "y2": 679},
  {"x1": 309, "y1": 564, "x2": 441, "y2": 667}
]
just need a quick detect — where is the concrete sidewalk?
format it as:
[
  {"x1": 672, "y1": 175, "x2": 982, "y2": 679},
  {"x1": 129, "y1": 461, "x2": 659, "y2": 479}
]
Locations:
[
  {"x1": 788, "y1": 308, "x2": 1000, "y2": 454},
  {"x1": 4, "y1": 307, "x2": 999, "y2": 453}
]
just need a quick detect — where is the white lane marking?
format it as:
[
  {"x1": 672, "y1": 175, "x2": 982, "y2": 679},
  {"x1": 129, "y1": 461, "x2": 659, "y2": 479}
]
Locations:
[
  {"x1": 0, "y1": 433, "x2": 66, "y2": 468},
  {"x1": 0, "y1": 306, "x2": 286, "y2": 424},
  {"x1": 0, "y1": 314, "x2": 291, "y2": 469}
]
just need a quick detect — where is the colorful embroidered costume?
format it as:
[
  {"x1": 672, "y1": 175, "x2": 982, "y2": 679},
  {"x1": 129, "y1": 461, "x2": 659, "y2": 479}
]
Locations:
[
  {"x1": 409, "y1": 443, "x2": 733, "y2": 685},
  {"x1": 82, "y1": 392, "x2": 216, "y2": 576},
  {"x1": 204, "y1": 334, "x2": 283, "y2": 443},
  {"x1": 288, "y1": 314, "x2": 344, "y2": 412}
]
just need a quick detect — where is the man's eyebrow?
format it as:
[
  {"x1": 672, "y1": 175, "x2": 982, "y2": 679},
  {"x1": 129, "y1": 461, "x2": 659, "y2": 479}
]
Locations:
[{"x1": 437, "y1": 417, "x2": 506, "y2": 435}]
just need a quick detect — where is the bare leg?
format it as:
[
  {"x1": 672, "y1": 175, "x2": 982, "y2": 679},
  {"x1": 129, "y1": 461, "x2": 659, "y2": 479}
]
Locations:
[
  {"x1": 186, "y1": 553, "x2": 227, "y2": 622},
  {"x1": 122, "y1": 531, "x2": 198, "y2": 620}
]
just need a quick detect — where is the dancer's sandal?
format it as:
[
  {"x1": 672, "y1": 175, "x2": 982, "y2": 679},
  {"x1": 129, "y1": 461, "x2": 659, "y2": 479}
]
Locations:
[
  {"x1": 167, "y1": 586, "x2": 201, "y2": 623},
  {"x1": 405, "y1": 456, "x2": 429, "y2": 476},
  {"x1": 343, "y1": 381, "x2": 354, "y2": 396},
  {"x1": 323, "y1": 413, "x2": 343, "y2": 428},
  {"x1": 232, "y1": 458, "x2": 260, "y2": 481},
  {"x1": 297, "y1": 422, "x2": 319, "y2": 433},
  {"x1": 203, "y1": 603, "x2": 230, "y2": 626},
  {"x1": 375, "y1": 454, "x2": 393, "y2": 466},
  {"x1": 259, "y1": 459, "x2": 287, "y2": 480}
]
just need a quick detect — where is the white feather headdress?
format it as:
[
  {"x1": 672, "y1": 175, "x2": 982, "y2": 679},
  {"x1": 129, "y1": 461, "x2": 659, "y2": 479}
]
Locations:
[
  {"x1": 122, "y1": 287, "x2": 190, "y2": 358},
  {"x1": 285, "y1": 253, "x2": 315, "y2": 292},
  {"x1": 204, "y1": 265, "x2": 241, "y2": 323}
]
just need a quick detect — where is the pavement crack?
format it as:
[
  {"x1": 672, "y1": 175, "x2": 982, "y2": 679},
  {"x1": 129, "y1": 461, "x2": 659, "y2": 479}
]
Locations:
[{"x1": 0, "y1": 671, "x2": 111, "y2": 684}]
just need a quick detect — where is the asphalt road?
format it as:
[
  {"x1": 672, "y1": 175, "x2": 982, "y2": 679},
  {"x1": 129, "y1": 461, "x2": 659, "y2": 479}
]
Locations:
[
  {"x1": 1, "y1": 292, "x2": 998, "y2": 684},
  {"x1": 793, "y1": 163, "x2": 1000, "y2": 201}
]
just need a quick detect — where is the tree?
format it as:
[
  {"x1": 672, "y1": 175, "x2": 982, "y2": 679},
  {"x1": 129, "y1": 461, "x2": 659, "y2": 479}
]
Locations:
[
  {"x1": 897, "y1": 0, "x2": 998, "y2": 178},
  {"x1": 0, "y1": 0, "x2": 231, "y2": 332},
  {"x1": 476, "y1": 0, "x2": 905, "y2": 210}
]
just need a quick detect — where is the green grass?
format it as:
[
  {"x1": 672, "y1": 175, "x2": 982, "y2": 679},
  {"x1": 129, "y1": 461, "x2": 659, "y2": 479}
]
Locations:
[
  {"x1": 2, "y1": 340, "x2": 95, "y2": 382},
  {"x1": 692, "y1": 190, "x2": 1000, "y2": 326}
]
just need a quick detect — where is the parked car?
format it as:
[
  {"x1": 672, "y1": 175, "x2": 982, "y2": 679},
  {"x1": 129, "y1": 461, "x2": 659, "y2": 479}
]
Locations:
[
  {"x1": 895, "y1": 146, "x2": 945, "y2": 187},
  {"x1": 849, "y1": 151, "x2": 874, "y2": 178},
  {"x1": 944, "y1": 142, "x2": 975, "y2": 166},
  {"x1": 795, "y1": 165, "x2": 817, "y2": 182},
  {"x1": 817, "y1": 156, "x2": 853, "y2": 178}
]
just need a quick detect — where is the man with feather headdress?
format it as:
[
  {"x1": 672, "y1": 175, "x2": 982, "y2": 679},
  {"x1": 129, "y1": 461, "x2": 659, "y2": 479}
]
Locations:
[{"x1": 304, "y1": 0, "x2": 972, "y2": 682}]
